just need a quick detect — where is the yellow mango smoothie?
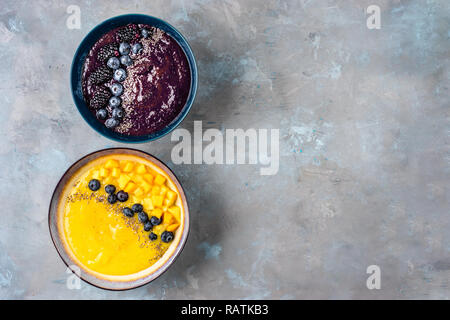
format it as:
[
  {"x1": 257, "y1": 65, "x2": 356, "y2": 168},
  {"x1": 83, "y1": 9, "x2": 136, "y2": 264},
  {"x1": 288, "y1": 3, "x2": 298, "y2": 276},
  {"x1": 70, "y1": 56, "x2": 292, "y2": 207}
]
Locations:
[{"x1": 57, "y1": 153, "x2": 184, "y2": 281}]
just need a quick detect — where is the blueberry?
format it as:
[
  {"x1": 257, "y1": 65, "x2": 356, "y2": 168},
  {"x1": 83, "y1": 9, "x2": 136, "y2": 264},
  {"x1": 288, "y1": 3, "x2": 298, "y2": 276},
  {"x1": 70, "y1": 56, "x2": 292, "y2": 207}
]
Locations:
[
  {"x1": 119, "y1": 42, "x2": 131, "y2": 55},
  {"x1": 109, "y1": 96, "x2": 121, "y2": 108},
  {"x1": 122, "y1": 207, "x2": 134, "y2": 217},
  {"x1": 105, "y1": 184, "x2": 116, "y2": 194},
  {"x1": 104, "y1": 118, "x2": 119, "y2": 129},
  {"x1": 113, "y1": 68, "x2": 127, "y2": 82},
  {"x1": 143, "y1": 221, "x2": 153, "y2": 232},
  {"x1": 117, "y1": 190, "x2": 129, "y2": 202},
  {"x1": 96, "y1": 108, "x2": 108, "y2": 120},
  {"x1": 138, "y1": 211, "x2": 149, "y2": 223},
  {"x1": 132, "y1": 203, "x2": 143, "y2": 213},
  {"x1": 106, "y1": 57, "x2": 120, "y2": 69},
  {"x1": 112, "y1": 107, "x2": 124, "y2": 120},
  {"x1": 120, "y1": 55, "x2": 133, "y2": 66},
  {"x1": 131, "y1": 43, "x2": 143, "y2": 54},
  {"x1": 150, "y1": 216, "x2": 161, "y2": 226},
  {"x1": 141, "y1": 28, "x2": 150, "y2": 38},
  {"x1": 161, "y1": 231, "x2": 174, "y2": 243},
  {"x1": 149, "y1": 232, "x2": 157, "y2": 241},
  {"x1": 88, "y1": 179, "x2": 100, "y2": 191},
  {"x1": 107, "y1": 193, "x2": 117, "y2": 204},
  {"x1": 110, "y1": 83, "x2": 123, "y2": 96}
]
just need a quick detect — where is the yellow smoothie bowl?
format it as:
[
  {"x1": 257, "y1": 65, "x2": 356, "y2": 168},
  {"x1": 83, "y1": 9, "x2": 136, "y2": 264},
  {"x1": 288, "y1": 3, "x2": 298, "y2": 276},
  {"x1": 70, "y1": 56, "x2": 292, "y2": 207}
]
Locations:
[{"x1": 48, "y1": 148, "x2": 189, "y2": 290}]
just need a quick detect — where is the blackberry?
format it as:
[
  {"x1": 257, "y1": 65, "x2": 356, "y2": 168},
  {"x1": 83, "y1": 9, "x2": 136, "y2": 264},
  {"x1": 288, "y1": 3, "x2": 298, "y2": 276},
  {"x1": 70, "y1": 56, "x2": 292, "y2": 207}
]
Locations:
[
  {"x1": 88, "y1": 66, "x2": 113, "y2": 85},
  {"x1": 117, "y1": 24, "x2": 138, "y2": 43},
  {"x1": 97, "y1": 43, "x2": 118, "y2": 62},
  {"x1": 89, "y1": 86, "x2": 111, "y2": 109}
]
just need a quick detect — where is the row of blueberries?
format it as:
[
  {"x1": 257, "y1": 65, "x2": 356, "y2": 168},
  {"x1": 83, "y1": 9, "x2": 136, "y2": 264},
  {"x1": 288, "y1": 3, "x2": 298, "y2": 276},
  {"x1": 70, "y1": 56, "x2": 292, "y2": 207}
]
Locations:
[
  {"x1": 88, "y1": 178, "x2": 174, "y2": 243},
  {"x1": 95, "y1": 27, "x2": 151, "y2": 129}
]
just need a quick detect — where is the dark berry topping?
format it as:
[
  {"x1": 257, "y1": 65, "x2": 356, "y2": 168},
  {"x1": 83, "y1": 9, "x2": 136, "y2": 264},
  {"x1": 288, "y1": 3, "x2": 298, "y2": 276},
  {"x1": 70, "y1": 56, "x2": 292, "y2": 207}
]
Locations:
[
  {"x1": 113, "y1": 68, "x2": 127, "y2": 82},
  {"x1": 96, "y1": 108, "x2": 108, "y2": 120},
  {"x1": 105, "y1": 184, "x2": 116, "y2": 194},
  {"x1": 138, "y1": 211, "x2": 149, "y2": 223},
  {"x1": 88, "y1": 179, "x2": 100, "y2": 191},
  {"x1": 120, "y1": 55, "x2": 133, "y2": 67},
  {"x1": 132, "y1": 203, "x2": 143, "y2": 212},
  {"x1": 116, "y1": 190, "x2": 129, "y2": 202},
  {"x1": 109, "y1": 96, "x2": 121, "y2": 108},
  {"x1": 161, "y1": 231, "x2": 174, "y2": 243},
  {"x1": 149, "y1": 232, "x2": 157, "y2": 241},
  {"x1": 106, "y1": 57, "x2": 120, "y2": 69},
  {"x1": 90, "y1": 86, "x2": 111, "y2": 109},
  {"x1": 97, "y1": 43, "x2": 119, "y2": 62},
  {"x1": 131, "y1": 43, "x2": 143, "y2": 54},
  {"x1": 117, "y1": 25, "x2": 137, "y2": 42},
  {"x1": 110, "y1": 83, "x2": 123, "y2": 96},
  {"x1": 104, "y1": 118, "x2": 119, "y2": 129},
  {"x1": 112, "y1": 107, "x2": 125, "y2": 120},
  {"x1": 119, "y1": 42, "x2": 131, "y2": 55},
  {"x1": 141, "y1": 28, "x2": 152, "y2": 39},
  {"x1": 122, "y1": 207, "x2": 134, "y2": 217},
  {"x1": 143, "y1": 221, "x2": 153, "y2": 232},
  {"x1": 89, "y1": 66, "x2": 113, "y2": 85},
  {"x1": 107, "y1": 193, "x2": 118, "y2": 204},
  {"x1": 150, "y1": 216, "x2": 161, "y2": 226}
]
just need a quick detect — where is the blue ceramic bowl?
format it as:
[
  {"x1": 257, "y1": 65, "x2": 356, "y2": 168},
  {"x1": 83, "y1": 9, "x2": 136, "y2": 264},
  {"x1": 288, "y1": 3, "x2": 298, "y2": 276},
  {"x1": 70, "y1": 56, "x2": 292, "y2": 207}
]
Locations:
[{"x1": 70, "y1": 14, "x2": 197, "y2": 143}]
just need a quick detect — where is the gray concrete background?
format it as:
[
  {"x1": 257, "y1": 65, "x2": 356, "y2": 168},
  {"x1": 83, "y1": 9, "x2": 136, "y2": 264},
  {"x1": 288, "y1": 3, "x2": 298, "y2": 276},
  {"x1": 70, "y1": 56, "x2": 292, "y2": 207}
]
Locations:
[{"x1": 0, "y1": 0, "x2": 449, "y2": 299}]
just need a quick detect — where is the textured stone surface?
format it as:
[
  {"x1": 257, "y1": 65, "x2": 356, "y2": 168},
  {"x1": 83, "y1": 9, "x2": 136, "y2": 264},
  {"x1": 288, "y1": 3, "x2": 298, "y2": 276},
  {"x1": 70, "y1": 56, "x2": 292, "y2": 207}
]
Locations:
[{"x1": 0, "y1": 0, "x2": 449, "y2": 299}]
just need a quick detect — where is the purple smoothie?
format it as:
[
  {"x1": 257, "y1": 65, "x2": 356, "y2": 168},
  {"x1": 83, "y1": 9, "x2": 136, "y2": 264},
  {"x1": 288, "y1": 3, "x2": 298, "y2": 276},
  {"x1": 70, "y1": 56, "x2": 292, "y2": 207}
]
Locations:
[{"x1": 81, "y1": 24, "x2": 191, "y2": 136}]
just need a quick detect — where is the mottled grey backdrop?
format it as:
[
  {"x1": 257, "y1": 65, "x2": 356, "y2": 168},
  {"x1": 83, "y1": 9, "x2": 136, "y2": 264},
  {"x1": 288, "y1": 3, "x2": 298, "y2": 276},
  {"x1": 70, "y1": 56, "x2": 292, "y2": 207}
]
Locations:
[{"x1": 0, "y1": 0, "x2": 449, "y2": 299}]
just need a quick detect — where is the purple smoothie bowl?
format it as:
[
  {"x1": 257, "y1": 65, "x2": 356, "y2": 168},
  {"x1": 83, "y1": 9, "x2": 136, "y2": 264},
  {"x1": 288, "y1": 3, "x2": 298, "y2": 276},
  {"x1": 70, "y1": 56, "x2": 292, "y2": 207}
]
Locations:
[{"x1": 70, "y1": 14, "x2": 198, "y2": 143}]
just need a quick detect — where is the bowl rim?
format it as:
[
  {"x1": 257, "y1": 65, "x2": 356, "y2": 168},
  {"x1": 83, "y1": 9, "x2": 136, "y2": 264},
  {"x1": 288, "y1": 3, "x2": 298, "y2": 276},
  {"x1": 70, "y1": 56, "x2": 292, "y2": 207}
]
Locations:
[
  {"x1": 48, "y1": 148, "x2": 190, "y2": 291},
  {"x1": 70, "y1": 14, "x2": 198, "y2": 144}
]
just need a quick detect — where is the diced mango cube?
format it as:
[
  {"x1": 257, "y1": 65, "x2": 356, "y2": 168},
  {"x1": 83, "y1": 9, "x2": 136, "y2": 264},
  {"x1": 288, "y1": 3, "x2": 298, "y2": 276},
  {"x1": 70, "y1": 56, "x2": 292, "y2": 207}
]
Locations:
[
  {"x1": 103, "y1": 176, "x2": 114, "y2": 184},
  {"x1": 168, "y1": 206, "x2": 181, "y2": 222},
  {"x1": 154, "y1": 174, "x2": 166, "y2": 185},
  {"x1": 140, "y1": 181, "x2": 151, "y2": 193},
  {"x1": 163, "y1": 212, "x2": 175, "y2": 225},
  {"x1": 91, "y1": 170, "x2": 100, "y2": 179},
  {"x1": 124, "y1": 182, "x2": 137, "y2": 193},
  {"x1": 123, "y1": 161, "x2": 134, "y2": 173},
  {"x1": 143, "y1": 173, "x2": 154, "y2": 184},
  {"x1": 160, "y1": 185, "x2": 168, "y2": 197},
  {"x1": 152, "y1": 208, "x2": 163, "y2": 219},
  {"x1": 134, "y1": 187, "x2": 144, "y2": 197},
  {"x1": 143, "y1": 198, "x2": 154, "y2": 211},
  {"x1": 166, "y1": 223, "x2": 180, "y2": 232},
  {"x1": 99, "y1": 167, "x2": 109, "y2": 177},
  {"x1": 118, "y1": 174, "x2": 131, "y2": 189},
  {"x1": 151, "y1": 186, "x2": 160, "y2": 195},
  {"x1": 151, "y1": 195, "x2": 163, "y2": 207},
  {"x1": 104, "y1": 159, "x2": 119, "y2": 169},
  {"x1": 166, "y1": 190, "x2": 177, "y2": 206},
  {"x1": 154, "y1": 225, "x2": 164, "y2": 234},
  {"x1": 131, "y1": 173, "x2": 144, "y2": 183},
  {"x1": 136, "y1": 164, "x2": 147, "y2": 174},
  {"x1": 111, "y1": 167, "x2": 120, "y2": 178}
]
